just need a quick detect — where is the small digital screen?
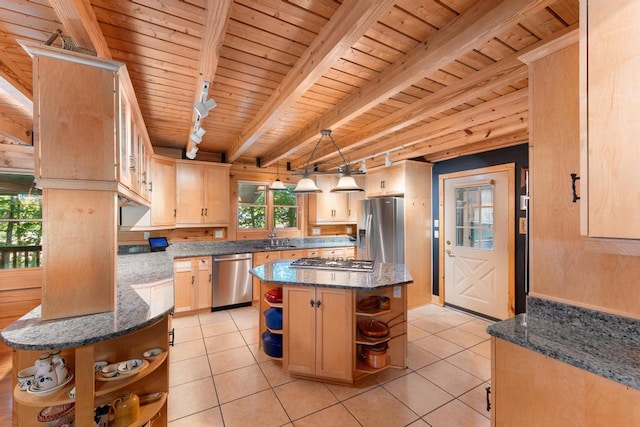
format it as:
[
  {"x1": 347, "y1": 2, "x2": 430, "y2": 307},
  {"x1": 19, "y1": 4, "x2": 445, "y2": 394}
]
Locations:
[{"x1": 148, "y1": 237, "x2": 169, "y2": 250}]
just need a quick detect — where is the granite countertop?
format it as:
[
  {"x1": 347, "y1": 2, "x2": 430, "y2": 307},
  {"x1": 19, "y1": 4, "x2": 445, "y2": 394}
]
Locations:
[
  {"x1": 163, "y1": 236, "x2": 357, "y2": 258},
  {"x1": 1, "y1": 279, "x2": 174, "y2": 351},
  {"x1": 487, "y1": 297, "x2": 640, "y2": 390},
  {"x1": 1, "y1": 237, "x2": 357, "y2": 351},
  {"x1": 250, "y1": 260, "x2": 413, "y2": 289}
]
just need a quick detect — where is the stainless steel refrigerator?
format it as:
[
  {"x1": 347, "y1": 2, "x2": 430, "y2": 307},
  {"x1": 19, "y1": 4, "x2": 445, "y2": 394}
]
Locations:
[{"x1": 357, "y1": 197, "x2": 404, "y2": 263}]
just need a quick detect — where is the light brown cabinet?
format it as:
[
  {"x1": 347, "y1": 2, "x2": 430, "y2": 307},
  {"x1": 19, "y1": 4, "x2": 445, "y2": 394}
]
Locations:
[
  {"x1": 12, "y1": 316, "x2": 170, "y2": 427},
  {"x1": 309, "y1": 175, "x2": 365, "y2": 224},
  {"x1": 365, "y1": 163, "x2": 405, "y2": 197},
  {"x1": 283, "y1": 285, "x2": 353, "y2": 382},
  {"x1": 579, "y1": 0, "x2": 640, "y2": 241},
  {"x1": 173, "y1": 257, "x2": 212, "y2": 315},
  {"x1": 149, "y1": 157, "x2": 176, "y2": 227},
  {"x1": 175, "y1": 161, "x2": 231, "y2": 227},
  {"x1": 491, "y1": 338, "x2": 640, "y2": 426}
]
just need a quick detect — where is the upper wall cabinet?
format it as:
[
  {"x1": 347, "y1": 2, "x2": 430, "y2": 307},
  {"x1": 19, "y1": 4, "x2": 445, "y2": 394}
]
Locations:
[
  {"x1": 175, "y1": 160, "x2": 231, "y2": 227},
  {"x1": 580, "y1": 0, "x2": 640, "y2": 240},
  {"x1": 21, "y1": 41, "x2": 152, "y2": 206},
  {"x1": 365, "y1": 163, "x2": 405, "y2": 197},
  {"x1": 308, "y1": 175, "x2": 364, "y2": 224}
]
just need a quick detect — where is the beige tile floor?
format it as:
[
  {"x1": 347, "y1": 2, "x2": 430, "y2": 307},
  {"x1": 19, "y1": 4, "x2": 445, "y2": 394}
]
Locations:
[{"x1": 167, "y1": 304, "x2": 493, "y2": 427}]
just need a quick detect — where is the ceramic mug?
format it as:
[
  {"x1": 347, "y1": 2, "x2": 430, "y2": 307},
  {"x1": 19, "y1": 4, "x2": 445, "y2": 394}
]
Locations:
[
  {"x1": 17, "y1": 366, "x2": 36, "y2": 391},
  {"x1": 51, "y1": 350, "x2": 68, "y2": 385}
]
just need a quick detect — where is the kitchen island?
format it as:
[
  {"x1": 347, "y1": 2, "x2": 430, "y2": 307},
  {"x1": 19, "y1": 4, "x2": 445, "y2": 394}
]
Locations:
[{"x1": 250, "y1": 259, "x2": 412, "y2": 384}]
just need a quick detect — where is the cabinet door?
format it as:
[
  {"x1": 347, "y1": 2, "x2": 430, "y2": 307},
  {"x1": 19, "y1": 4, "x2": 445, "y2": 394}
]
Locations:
[
  {"x1": 175, "y1": 163, "x2": 204, "y2": 225},
  {"x1": 582, "y1": 0, "x2": 640, "y2": 239},
  {"x1": 283, "y1": 286, "x2": 316, "y2": 376},
  {"x1": 383, "y1": 164, "x2": 405, "y2": 196},
  {"x1": 37, "y1": 56, "x2": 117, "y2": 182},
  {"x1": 315, "y1": 287, "x2": 353, "y2": 381},
  {"x1": 150, "y1": 157, "x2": 176, "y2": 227},
  {"x1": 195, "y1": 257, "x2": 212, "y2": 310},
  {"x1": 365, "y1": 169, "x2": 386, "y2": 197},
  {"x1": 347, "y1": 177, "x2": 366, "y2": 222},
  {"x1": 203, "y1": 165, "x2": 230, "y2": 225},
  {"x1": 173, "y1": 259, "x2": 194, "y2": 313}
]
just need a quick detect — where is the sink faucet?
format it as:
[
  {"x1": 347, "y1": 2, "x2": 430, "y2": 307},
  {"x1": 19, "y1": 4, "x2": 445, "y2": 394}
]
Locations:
[{"x1": 268, "y1": 228, "x2": 278, "y2": 246}]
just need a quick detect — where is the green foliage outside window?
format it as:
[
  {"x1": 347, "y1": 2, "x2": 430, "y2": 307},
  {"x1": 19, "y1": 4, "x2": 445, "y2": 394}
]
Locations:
[
  {"x1": 0, "y1": 194, "x2": 43, "y2": 269},
  {"x1": 237, "y1": 182, "x2": 298, "y2": 230}
]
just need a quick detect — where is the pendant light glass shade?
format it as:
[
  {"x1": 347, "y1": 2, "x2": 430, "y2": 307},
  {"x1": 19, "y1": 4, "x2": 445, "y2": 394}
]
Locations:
[
  {"x1": 269, "y1": 162, "x2": 287, "y2": 190},
  {"x1": 269, "y1": 178, "x2": 286, "y2": 190},
  {"x1": 293, "y1": 177, "x2": 322, "y2": 193},
  {"x1": 330, "y1": 175, "x2": 364, "y2": 193}
]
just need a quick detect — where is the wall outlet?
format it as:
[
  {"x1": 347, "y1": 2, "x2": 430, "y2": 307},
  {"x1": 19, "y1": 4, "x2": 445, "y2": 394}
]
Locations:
[
  {"x1": 214, "y1": 230, "x2": 224, "y2": 238},
  {"x1": 143, "y1": 232, "x2": 150, "y2": 239},
  {"x1": 312, "y1": 227, "x2": 321, "y2": 235},
  {"x1": 393, "y1": 286, "x2": 401, "y2": 298},
  {"x1": 346, "y1": 226, "x2": 353, "y2": 234}
]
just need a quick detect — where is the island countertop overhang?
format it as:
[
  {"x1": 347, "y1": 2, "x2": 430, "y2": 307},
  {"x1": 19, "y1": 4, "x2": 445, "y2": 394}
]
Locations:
[{"x1": 250, "y1": 260, "x2": 413, "y2": 289}]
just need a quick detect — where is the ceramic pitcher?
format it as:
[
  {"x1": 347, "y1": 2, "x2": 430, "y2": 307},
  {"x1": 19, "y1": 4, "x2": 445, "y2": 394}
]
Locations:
[{"x1": 33, "y1": 353, "x2": 57, "y2": 391}]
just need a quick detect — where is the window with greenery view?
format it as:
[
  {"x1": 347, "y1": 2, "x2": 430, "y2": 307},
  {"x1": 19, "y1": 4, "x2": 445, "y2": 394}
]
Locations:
[
  {"x1": 0, "y1": 178, "x2": 42, "y2": 269},
  {"x1": 237, "y1": 182, "x2": 298, "y2": 230}
]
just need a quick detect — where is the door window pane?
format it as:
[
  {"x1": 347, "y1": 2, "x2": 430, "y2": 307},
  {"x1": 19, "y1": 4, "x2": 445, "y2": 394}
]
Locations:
[{"x1": 454, "y1": 184, "x2": 494, "y2": 250}]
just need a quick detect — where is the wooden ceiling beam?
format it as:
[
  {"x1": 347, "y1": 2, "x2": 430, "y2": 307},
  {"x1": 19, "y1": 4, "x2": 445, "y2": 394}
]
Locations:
[
  {"x1": 224, "y1": 0, "x2": 396, "y2": 163},
  {"x1": 423, "y1": 129, "x2": 530, "y2": 163},
  {"x1": 48, "y1": 0, "x2": 111, "y2": 58},
  {"x1": 260, "y1": 0, "x2": 555, "y2": 166},
  {"x1": 186, "y1": 0, "x2": 233, "y2": 154},
  {"x1": 286, "y1": 22, "x2": 578, "y2": 169},
  {"x1": 0, "y1": 114, "x2": 32, "y2": 145},
  {"x1": 343, "y1": 88, "x2": 528, "y2": 165}
]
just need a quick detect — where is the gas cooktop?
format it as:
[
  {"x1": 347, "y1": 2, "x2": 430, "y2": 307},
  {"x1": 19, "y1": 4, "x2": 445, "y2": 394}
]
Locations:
[{"x1": 289, "y1": 257, "x2": 375, "y2": 272}]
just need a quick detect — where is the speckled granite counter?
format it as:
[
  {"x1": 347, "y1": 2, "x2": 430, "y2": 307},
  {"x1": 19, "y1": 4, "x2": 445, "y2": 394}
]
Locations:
[
  {"x1": 250, "y1": 259, "x2": 412, "y2": 289},
  {"x1": 164, "y1": 236, "x2": 356, "y2": 258},
  {"x1": 1, "y1": 279, "x2": 173, "y2": 351},
  {"x1": 487, "y1": 297, "x2": 640, "y2": 390}
]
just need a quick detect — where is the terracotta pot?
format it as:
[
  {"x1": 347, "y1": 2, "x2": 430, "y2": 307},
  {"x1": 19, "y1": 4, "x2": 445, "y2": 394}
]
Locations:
[
  {"x1": 358, "y1": 319, "x2": 389, "y2": 338},
  {"x1": 361, "y1": 343, "x2": 388, "y2": 368}
]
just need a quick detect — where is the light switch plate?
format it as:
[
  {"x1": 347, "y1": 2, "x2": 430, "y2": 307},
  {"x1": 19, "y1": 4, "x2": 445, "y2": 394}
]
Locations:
[
  {"x1": 143, "y1": 232, "x2": 150, "y2": 239},
  {"x1": 312, "y1": 227, "x2": 321, "y2": 235},
  {"x1": 346, "y1": 226, "x2": 352, "y2": 234},
  {"x1": 434, "y1": 230, "x2": 439, "y2": 238},
  {"x1": 434, "y1": 219, "x2": 439, "y2": 227},
  {"x1": 393, "y1": 286, "x2": 401, "y2": 298},
  {"x1": 214, "y1": 230, "x2": 223, "y2": 238}
]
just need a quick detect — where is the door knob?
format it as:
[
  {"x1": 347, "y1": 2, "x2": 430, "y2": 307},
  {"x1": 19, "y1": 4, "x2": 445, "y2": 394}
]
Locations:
[{"x1": 446, "y1": 249, "x2": 455, "y2": 257}]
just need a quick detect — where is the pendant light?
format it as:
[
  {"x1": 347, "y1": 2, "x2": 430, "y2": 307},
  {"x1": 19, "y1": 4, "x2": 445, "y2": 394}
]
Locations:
[
  {"x1": 293, "y1": 129, "x2": 363, "y2": 194},
  {"x1": 269, "y1": 162, "x2": 287, "y2": 191}
]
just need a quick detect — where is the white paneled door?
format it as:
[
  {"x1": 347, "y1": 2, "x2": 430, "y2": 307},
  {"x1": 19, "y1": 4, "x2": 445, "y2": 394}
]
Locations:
[{"x1": 441, "y1": 164, "x2": 515, "y2": 320}]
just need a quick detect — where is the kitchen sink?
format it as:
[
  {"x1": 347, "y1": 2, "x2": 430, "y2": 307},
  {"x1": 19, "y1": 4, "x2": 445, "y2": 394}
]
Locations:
[{"x1": 253, "y1": 245, "x2": 297, "y2": 250}]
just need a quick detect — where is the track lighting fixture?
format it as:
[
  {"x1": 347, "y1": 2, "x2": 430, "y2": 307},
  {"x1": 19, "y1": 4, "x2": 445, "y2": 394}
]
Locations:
[
  {"x1": 193, "y1": 81, "x2": 217, "y2": 118},
  {"x1": 186, "y1": 145, "x2": 198, "y2": 160},
  {"x1": 359, "y1": 160, "x2": 367, "y2": 173},
  {"x1": 385, "y1": 152, "x2": 393, "y2": 167},
  {"x1": 190, "y1": 126, "x2": 205, "y2": 144}
]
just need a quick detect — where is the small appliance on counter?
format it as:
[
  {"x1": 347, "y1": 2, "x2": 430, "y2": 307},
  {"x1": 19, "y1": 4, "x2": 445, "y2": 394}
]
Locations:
[{"x1": 148, "y1": 237, "x2": 169, "y2": 252}]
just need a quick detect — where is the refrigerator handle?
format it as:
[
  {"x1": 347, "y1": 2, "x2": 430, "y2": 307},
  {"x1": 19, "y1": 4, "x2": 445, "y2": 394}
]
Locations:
[{"x1": 365, "y1": 213, "x2": 373, "y2": 260}]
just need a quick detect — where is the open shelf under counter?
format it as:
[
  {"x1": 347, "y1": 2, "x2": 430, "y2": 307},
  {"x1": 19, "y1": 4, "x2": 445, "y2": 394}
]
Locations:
[
  {"x1": 94, "y1": 351, "x2": 167, "y2": 397},
  {"x1": 355, "y1": 308, "x2": 392, "y2": 317}
]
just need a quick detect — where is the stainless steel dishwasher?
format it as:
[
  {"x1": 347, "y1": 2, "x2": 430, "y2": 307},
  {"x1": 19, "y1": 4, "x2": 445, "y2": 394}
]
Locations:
[{"x1": 212, "y1": 253, "x2": 253, "y2": 308}]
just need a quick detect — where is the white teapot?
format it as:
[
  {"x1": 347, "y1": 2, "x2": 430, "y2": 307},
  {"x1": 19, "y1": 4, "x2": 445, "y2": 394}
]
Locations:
[{"x1": 33, "y1": 353, "x2": 57, "y2": 391}]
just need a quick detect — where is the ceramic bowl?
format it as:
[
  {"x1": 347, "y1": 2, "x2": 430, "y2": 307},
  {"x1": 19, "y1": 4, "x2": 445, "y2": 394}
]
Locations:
[
  {"x1": 117, "y1": 358, "x2": 144, "y2": 374},
  {"x1": 17, "y1": 366, "x2": 37, "y2": 391},
  {"x1": 100, "y1": 363, "x2": 119, "y2": 378},
  {"x1": 94, "y1": 360, "x2": 108, "y2": 372},
  {"x1": 142, "y1": 347, "x2": 163, "y2": 361}
]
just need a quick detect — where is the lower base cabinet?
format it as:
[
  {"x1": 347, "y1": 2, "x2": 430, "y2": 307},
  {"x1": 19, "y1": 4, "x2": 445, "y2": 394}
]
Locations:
[
  {"x1": 283, "y1": 286, "x2": 353, "y2": 382},
  {"x1": 173, "y1": 257, "x2": 212, "y2": 315},
  {"x1": 12, "y1": 316, "x2": 170, "y2": 426},
  {"x1": 492, "y1": 338, "x2": 640, "y2": 426}
]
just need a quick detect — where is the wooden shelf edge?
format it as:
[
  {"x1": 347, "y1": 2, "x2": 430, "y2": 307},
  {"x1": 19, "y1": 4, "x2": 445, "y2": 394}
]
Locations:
[
  {"x1": 267, "y1": 327, "x2": 283, "y2": 335},
  {"x1": 355, "y1": 308, "x2": 392, "y2": 317},
  {"x1": 129, "y1": 393, "x2": 167, "y2": 427},
  {"x1": 95, "y1": 352, "x2": 168, "y2": 397},
  {"x1": 13, "y1": 382, "x2": 75, "y2": 407}
]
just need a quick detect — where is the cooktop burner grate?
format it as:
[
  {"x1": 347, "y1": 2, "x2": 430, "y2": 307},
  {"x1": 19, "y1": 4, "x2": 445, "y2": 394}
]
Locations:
[{"x1": 289, "y1": 257, "x2": 375, "y2": 272}]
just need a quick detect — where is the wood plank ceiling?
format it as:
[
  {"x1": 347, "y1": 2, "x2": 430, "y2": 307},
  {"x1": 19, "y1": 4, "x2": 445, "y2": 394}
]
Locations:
[{"x1": 0, "y1": 0, "x2": 578, "y2": 171}]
